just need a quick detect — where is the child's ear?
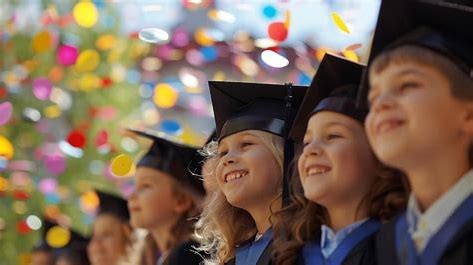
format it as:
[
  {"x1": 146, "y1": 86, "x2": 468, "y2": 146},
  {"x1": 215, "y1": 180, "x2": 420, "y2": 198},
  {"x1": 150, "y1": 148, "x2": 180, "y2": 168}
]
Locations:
[
  {"x1": 173, "y1": 192, "x2": 193, "y2": 214},
  {"x1": 463, "y1": 102, "x2": 473, "y2": 133}
]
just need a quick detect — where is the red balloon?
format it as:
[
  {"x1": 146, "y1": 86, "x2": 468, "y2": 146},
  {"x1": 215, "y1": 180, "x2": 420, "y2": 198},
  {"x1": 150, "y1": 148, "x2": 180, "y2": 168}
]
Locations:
[
  {"x1": 268, "y1": 22, "x2": 288, "y2": 42},
  {"x1": 17, "y1": 220, "x2": 31, "y2": 234},
  {"x1": 67, "y1": 130, "x2": 87, "y2": 148},
  {"x1": 95, "y1": 130, "x2": 108, "y2": 148},
  {"x1": 13, "y1": 190, "x2": 30, "y2": 200}
]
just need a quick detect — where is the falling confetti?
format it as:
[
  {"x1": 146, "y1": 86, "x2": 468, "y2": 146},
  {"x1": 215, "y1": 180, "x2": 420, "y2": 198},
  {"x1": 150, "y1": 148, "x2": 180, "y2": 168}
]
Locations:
[{"x1": 331, "y1": 12, "x2": 350, "y2": 34}]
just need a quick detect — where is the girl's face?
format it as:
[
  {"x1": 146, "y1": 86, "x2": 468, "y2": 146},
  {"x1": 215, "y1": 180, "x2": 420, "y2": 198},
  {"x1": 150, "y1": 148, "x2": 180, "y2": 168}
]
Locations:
[
  {"x1": 366, "y1": 61, "x2": 471, "y2": 170},
  {"x1": 127, "y1": 167, "x2": 182, "y2": 229},
  {"x1": 298, "y1": 112, "x2": 378, "y2": 208},
  {"x1": 215, "y1": 130, "x2": 282, "y2": 210},
  {"x1": 87, "y1": 214, "x2": 129, "y2": 265}
]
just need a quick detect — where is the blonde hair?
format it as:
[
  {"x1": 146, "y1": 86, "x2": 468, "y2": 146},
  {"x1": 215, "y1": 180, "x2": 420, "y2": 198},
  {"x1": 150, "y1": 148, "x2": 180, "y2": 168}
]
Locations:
[{"x1": 196, "y1": 131, "x2": 284, "y2": 264}]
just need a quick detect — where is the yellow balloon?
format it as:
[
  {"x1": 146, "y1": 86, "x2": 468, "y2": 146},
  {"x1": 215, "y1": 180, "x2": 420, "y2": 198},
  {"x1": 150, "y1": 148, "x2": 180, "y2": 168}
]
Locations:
[
  {"x1": 46, "y1": 226, "x2": 71, "y2": 248},
  {"x1": 96, "y1": 34, "x2": 117, "y2": 51},
  {"x1": 0, "y1": 136, "x2": 14, "y2": 160},
  {"x1": 80, "y1": 190, "x2": 99, "y2": 211},
  {"x1": 0, "y1": 176, "x2": 9, "y2": 192},
  {"x1": 73, "y1": 2, "x2": 98, "y2": 28},
  {"x1": 78, "y1": 73, "x2": 101, "y2": 91},
  {"x1": 153, "y1": 83, "x2": 179, "y2": 109},
  {"x1": 44, "y1": 105, "x2": 62, "y2": 119},
  {"x1": 75, "y1": 49, "x2": 100, "y2": 72},
  {"x1": 111, "y1": 154, "x2": 134, "y2": 177},
  {"x1": 194, "y1": 28, "x2": 214, "y2": 46},
  {"x1": 32, "y1": 31, "x2": 52, "y2": 53}
]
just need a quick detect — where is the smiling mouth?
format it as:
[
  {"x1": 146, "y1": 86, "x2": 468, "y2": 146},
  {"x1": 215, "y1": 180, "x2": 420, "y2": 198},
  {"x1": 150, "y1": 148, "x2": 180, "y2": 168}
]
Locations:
[
  {"x1": 306, "y1": 165, "x2": 331, "y2": 176},
  {"x1": 376, "y1": 119, "x2": 405, "y2": 135},
  {"x1": 225, "y1": 170, "x2": 248, "y2": 183}
]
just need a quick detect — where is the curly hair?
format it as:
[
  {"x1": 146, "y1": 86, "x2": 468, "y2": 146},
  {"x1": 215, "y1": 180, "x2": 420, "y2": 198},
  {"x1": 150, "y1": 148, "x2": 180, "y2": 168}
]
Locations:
[
  {"x1": 272, "y1": 146, "x2": 409, "y2": 265},
  {"x1": 196, "y1": 131, "x2": 284, "y2": 264}
]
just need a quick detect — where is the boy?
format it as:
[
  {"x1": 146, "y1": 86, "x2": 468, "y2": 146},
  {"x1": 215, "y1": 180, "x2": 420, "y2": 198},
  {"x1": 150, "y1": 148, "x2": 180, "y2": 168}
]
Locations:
[{"x1": 360, "y1": 0, "x2": 473, "y2": 264}]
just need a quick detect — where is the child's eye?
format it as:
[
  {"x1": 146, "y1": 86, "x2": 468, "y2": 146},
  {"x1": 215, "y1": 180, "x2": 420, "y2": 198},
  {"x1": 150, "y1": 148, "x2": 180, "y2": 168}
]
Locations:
[
  {"x1": 217, "y1": 150, "x2": 228, "y2": 157},
  {"x1": 400, "y1": 82, "x2": 420, "y2": 91},
  {"x1": 241, "y1": 142, "x2": 254, "y2": 148},
  {"x1": 327, "y1": 134, "x2": 342, "y2": 140}
]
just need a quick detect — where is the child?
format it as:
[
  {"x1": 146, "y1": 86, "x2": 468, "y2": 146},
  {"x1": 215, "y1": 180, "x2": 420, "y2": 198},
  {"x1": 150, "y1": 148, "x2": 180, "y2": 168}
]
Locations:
[
  {"x1": 87, "y1": 191, "x2": 132, "y2": 265},
  {"x1": 362, "y1": 1, "x2": 473, "y2": 264},
  {"x1": 197, "y1": 81, "x2": 306, "y2": 264},
  {"x1": 272, "y1": 54, "x2": 407, "y2": 265},
  {"x1": 127, "y1": 129, "x2": 206, "y2": 265}
]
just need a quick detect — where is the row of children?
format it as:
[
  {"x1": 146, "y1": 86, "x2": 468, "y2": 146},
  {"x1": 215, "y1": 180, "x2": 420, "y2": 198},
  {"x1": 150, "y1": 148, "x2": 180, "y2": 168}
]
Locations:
[{"x1": 31, "y1": 0, "x2": 473, "y2": 264}]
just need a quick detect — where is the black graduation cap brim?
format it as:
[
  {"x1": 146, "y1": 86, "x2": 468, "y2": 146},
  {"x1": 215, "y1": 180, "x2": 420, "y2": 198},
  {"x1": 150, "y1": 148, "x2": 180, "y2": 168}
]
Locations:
[
  {"x1": 290, "y1": 54, "x2": 365, "y2": 142},
  {"x1": 358, "y1": 0, "x2": 473, "y2": 106},
  {"x1": 96, "y1": 190, "x2": 130, "y2": 222},
  {"x1": 128, "y1": 128, "x2": 206, "y2": 195},
  {"x1": 209, "y1": 81, "x2": 307, "y2": 140}
]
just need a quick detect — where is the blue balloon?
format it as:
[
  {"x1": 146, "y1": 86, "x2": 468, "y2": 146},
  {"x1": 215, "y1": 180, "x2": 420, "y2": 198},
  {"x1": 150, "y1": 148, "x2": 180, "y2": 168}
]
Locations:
[
  {"x1": 160, "y1": 120, "x2": 182, "y2": 135},
  {"x1": 45, "y1": 193, "x2": 61, "y2": 204},
  {"x1": 298, "y1": 72, "x2": 312, "y2": 86},
  {"x1": 200, "y1": 46, "x2": 218, "y2": 62},
  {"x1": 263, "y1": 5, "x2": 278, "y2": 19}
]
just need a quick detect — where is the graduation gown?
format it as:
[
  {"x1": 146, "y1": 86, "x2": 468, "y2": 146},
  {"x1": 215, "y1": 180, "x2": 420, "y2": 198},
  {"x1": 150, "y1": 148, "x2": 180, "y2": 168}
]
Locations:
[
  {"x1": 225, "y1": 229, "x2": 273, "y2": 265},
  {"x1": 298, "y1": 219, "x2": 381, "y2": 265},
  {"x1": 376, "y1": 195, "x2": 473, "y2": 265},
  {"x1": 165, "y1": 240, "x2": 206, "y2": 265}
]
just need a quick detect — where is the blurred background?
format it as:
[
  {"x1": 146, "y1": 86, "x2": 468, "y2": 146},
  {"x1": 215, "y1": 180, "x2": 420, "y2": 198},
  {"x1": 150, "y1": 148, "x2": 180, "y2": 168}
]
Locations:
[{"x1": 0, "y1": 0, "x2": 380, "y2": 264}]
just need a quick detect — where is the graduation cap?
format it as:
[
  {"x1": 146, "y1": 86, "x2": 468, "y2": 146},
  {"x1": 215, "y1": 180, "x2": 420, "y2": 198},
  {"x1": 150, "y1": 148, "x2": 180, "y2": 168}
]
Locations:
[
  {"x1": 208, "y1": 81, "x2": 307, "y2": 140},
  {"x1": 128, "y1": 129, "x2": 205, "y2": 195},
  {"x1": 358, "y1": 0, "x2": 473, "y2": 105},
  {"x1": 96, "y1": 190, "x2": 130, "y2": 222},
  {"x1": 208, "y1": 81, "x2": 307, "y2": 205},
  {"x1": 290, "y1": 54, "x2": 365, "y2": 142}
]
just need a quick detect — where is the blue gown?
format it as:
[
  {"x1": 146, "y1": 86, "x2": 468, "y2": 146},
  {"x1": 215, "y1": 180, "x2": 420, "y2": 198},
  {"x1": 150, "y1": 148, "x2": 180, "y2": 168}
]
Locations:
[
  {"x1": 376, "y1": 195, "x2": 473, "y2": 265},
  {"x1": 301, "y1": 218, "x2": 381, "y2": 265}
]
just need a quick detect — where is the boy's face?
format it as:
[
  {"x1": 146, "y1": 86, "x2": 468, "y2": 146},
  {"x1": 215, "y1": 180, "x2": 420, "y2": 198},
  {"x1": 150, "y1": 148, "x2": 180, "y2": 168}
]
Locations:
[{"x1": 365, "y1": 60, "x2": 471, "y2": 170}]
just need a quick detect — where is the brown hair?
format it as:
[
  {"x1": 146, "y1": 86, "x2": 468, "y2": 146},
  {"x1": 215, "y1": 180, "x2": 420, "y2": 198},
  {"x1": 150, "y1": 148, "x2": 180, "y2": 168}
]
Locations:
[
  {"x1": 369, "y1": 45, "x2": 473, "y2": 100},
  {"x1": 272, "y1": 147, "x2": 409, "y2": 265},
  {"x1": 369, "y1": 45, "x2": 473, "y2": 165},
  {"x1": 196, "y1": 131, "x2": 284, "y2": 264}
]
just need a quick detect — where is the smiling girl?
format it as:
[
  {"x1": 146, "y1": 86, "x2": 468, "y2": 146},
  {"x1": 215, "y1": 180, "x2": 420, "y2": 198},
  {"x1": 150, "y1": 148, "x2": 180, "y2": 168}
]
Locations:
[
  {"x1": 197, "y1": 81, "x2": 306, "y2": 265},
  {"x1": 272, "y1": 54, "x2": 408, "y2": 265}
]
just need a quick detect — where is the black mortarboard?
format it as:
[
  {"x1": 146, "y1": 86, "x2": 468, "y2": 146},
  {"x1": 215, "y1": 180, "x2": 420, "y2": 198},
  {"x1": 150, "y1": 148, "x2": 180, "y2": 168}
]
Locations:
[
  {"x1": 209, "y1": 81, "x2": 307, "y2": 140},
  {"x1": 290, "y1": 54, "x2": 365, "y2": 142},
  {"x1": 358, "y1": 0, "x2": 473, "y2": 105},
  {"x1": 96, "y1": 190, "x2": 130, "y2": 222},
  {"x1": 129, "y1": 129, "x2": 205, "y2": 195},
  {"x1": 209, "y1": 81, "x2": 307, "y2": 205}
]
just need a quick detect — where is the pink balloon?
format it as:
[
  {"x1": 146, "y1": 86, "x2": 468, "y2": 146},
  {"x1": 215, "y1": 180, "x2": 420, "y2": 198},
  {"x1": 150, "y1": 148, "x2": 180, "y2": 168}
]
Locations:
[
  {"x1": 0, "y1": 102, "x2": 13, "y2": 125},
  {"x1": 57, "y1": 44, "x2": 79, "y2": 66},
  {"x1": 44, "y1": 155, "x2": 66, "y2": 176},
  {"x1": 32, "y1": 78, "x2": 53, "y2": 100},
  {"x1": 39, "y1": 178, "x2": 58, "y2": 194}
]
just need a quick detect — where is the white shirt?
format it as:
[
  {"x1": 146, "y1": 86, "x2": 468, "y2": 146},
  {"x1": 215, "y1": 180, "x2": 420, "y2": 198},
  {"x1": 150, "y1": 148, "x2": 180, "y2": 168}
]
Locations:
[{"x1": 406, "y1": 169, "x2": 473, "y2": 252}]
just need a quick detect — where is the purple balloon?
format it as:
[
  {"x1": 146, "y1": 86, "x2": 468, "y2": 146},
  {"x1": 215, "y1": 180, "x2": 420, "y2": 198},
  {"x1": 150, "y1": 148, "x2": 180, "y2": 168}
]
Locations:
[
  {"x1": 0, "y1": 102, "x2": 13, "y2": 126},
  {"x1": 44, "y1": 155, "x2": 66, "y2": 176},
  {"x1": 32, "y1": 77, "x2": 53, "y2": 100}
]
